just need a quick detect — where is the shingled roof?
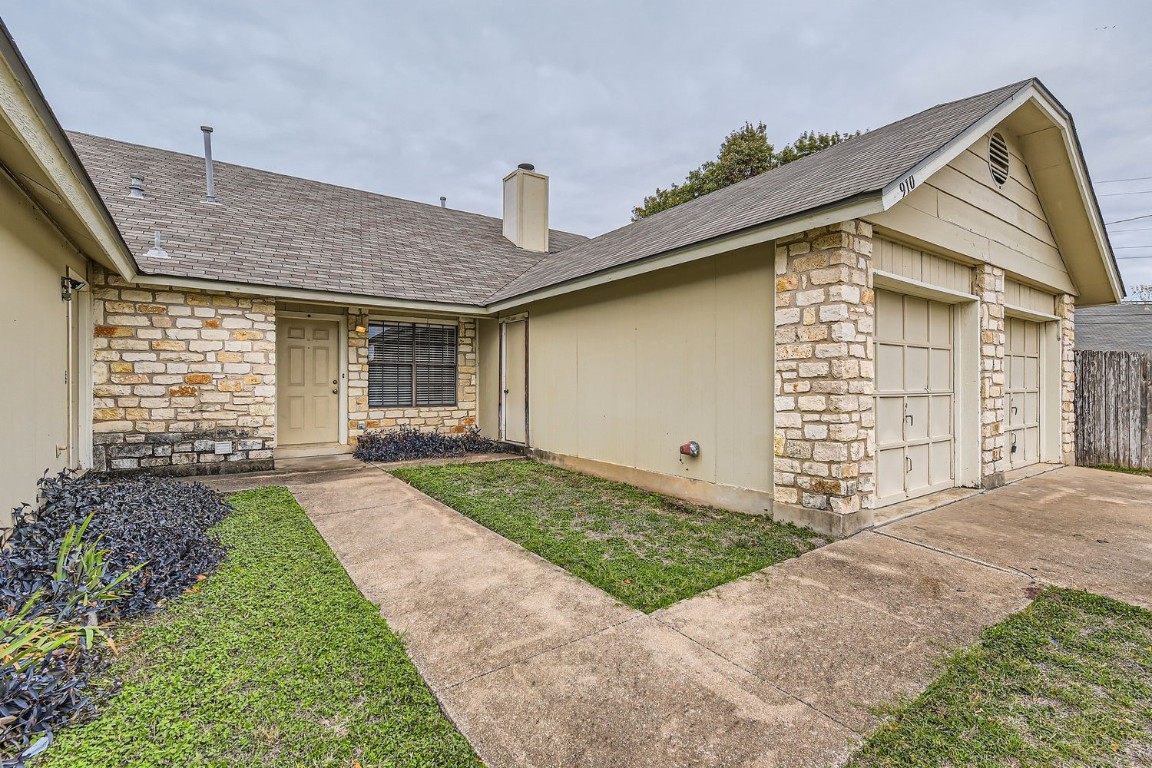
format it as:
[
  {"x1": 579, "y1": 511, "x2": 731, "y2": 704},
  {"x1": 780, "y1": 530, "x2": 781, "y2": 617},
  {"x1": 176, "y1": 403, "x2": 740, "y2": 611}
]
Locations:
[
  {"x1": 69, "y1": 131, "x2": 587, "y2": 305},
  {"x1": 488, "y1": 79, "x2": 1034, "y2": 302},
  {"x1": 1075, "y1": 304, "x2": 1152, "y2": 351},
  {"x1": 71, "y1": 79, "x2": 1037, "y2": 308}
]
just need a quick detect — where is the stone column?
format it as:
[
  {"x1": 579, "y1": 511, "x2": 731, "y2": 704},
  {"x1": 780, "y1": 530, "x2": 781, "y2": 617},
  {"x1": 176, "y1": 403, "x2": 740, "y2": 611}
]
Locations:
[
  {"x1": 976, "y1": 264, "x2": 1007, "y2": 487},
  {"x1": 1056, "y1": 294, "x2": 1076, "y2": 463},
  {"x1": 773, "y1": 221, "x2": 875, "y2": 533}
]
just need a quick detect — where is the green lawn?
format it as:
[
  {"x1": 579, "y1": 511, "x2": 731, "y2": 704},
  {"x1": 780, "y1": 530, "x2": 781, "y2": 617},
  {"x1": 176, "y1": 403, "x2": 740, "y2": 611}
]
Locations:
[
  {"x1": 39, "y1": 487, "x2": 481, "y2": 768},
  {"x1": 849, "y1": 588, "x2": 1152, "y2": 767},
  {"x1": 390, "y1": 460, "x2": 825, "y2": 612}
]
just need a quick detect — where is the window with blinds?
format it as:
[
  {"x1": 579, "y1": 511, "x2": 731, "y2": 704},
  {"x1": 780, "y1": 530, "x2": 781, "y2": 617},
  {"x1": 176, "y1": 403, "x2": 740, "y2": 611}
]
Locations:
[{"x1": 367, "y1": 321, "x2": 457, "y2": 408}]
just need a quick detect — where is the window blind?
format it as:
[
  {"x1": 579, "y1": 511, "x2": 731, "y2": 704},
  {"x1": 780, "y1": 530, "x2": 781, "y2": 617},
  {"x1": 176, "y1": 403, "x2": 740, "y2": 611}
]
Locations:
[{"x1": 367, "y1": 321, "x2": 457, "y2": 407}]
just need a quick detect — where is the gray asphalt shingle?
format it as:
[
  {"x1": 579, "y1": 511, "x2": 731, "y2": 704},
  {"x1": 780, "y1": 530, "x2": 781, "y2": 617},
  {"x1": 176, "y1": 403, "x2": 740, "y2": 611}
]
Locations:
[
  {"x1": 70, "y1": 131, "x2": 587, "y2": 305},
  {"x1": 488, "y1": 80, "x2": 1032, "y2": 302},
  {"x1": 1075, "y1": 304, "x2": 1152, "y2": 351},
  {"x1": 70, "y1": 79, "x2": 1033, "y2": 307}
]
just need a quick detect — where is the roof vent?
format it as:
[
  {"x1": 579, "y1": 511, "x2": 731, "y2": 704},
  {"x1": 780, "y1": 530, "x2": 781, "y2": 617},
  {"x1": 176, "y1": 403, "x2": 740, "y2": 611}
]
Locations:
[
  {"x1": 988, "y1": 132, "x2": 1010, "y2": 186},
  {"x1": 201, "y1": 125, "x2": 218, "y2": 204},
  {"x1": 128, "y1": 176, "x2": 145, "y2": 198},
  {"x1": 143, "y1": 231, "x2": 170, "y2": 259},
  {"x1": 517, "y1": 163, "x2": 535, "y2": 171}
]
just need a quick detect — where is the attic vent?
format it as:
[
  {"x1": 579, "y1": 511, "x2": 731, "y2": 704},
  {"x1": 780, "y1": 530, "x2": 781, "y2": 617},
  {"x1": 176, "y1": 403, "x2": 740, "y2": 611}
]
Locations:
[{"x1": 988, "y1": 132, "x2": 1010, "y2": 186}]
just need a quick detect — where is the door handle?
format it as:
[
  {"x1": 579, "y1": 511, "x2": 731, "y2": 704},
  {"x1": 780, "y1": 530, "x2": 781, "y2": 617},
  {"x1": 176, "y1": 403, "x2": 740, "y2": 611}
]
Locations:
[
  {"x1": 905, "y1": 414, "x2": 914, "y2": 426},
  {"x1": 906, "y1": 456, "x2": 912, "y2": 473},
  {"x1": 332, "y1": 388, "x2": 338, "y2": 394}
]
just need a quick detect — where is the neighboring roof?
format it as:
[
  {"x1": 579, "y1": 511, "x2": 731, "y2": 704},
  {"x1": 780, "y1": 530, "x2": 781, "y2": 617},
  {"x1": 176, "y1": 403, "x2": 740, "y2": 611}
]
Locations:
[
  {"x1": 488, "y1": 80, "x2": 1034, "y2": 303},
  {"x1": 69, "y1": 131, "x2": 586, "y2": 305},
  {"x1": 0, "y1": 21, "x2": 136, "y2": 279},
  {"x1": 1075, "y1": 304, "x2": 1152, "y2": 351}
]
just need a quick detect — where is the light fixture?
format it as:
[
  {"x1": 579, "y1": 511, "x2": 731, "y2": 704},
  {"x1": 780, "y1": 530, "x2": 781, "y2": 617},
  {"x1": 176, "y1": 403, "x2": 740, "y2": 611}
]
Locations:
[{"x1": 354, "y1": 324, "x2": 368, "y2": 334}]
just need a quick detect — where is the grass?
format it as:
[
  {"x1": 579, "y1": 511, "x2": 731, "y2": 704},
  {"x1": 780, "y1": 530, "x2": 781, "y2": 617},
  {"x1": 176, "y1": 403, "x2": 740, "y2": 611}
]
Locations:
[
  {"x1": 38, "y1": 487, "x2": 481, "y2": 768},
  {"x1": 849, "y1": 587, "x2": 1152, "y2": 767},
  {"x1": 1090, "y1": 464, "x2": 1152, "y2": 477},
  {"x1": 390, "y1": 460, "x2": 825, "y2": 612}
]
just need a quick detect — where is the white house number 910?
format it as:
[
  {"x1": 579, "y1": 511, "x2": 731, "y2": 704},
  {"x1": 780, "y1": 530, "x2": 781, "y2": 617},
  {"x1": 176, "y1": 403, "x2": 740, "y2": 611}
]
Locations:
[{"x1": 898, "y1": 175, "x2": 917, "y2": 197}]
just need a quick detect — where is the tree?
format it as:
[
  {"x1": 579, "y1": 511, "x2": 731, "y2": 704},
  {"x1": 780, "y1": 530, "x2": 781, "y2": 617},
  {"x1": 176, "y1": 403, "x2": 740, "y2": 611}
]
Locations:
[
  {"x1": 1125, "y1": 284, "x2": 1152, "y2": 303},
  {"x1": 631, "y1": 125, "x2": 860, "y2": 220}
]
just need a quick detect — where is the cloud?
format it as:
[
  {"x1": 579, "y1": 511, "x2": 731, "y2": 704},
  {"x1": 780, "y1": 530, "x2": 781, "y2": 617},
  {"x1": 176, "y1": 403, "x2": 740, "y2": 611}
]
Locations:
[{"x1": 5, "y1": 0, "x2": 1150, "y2": 288}]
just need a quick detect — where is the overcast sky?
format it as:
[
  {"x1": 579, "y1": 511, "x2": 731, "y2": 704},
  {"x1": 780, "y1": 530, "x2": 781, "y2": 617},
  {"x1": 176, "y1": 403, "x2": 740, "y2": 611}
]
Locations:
[{"x1": 5, "y1": 1, "x2": 1151, "y2": 290}]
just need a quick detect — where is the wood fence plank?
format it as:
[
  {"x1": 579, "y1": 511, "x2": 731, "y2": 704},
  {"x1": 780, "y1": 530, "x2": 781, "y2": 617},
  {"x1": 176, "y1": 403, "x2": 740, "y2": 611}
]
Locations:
[{"x1": 1075, "y1": 350, "x2": 1152, "y2": 469}]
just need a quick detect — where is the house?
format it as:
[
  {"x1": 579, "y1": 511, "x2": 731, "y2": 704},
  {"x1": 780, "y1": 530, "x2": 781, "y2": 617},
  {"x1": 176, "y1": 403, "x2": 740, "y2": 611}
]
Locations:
[
  {"x1": 1075, "y1": 303, "x2": 1152, "y2": 351},
  {"x1": 0, "y1": 22, "x2": 137, "y2": 526},
  {"x1": 0, "y1": 20, "x2": 1122, "y2": 535}
]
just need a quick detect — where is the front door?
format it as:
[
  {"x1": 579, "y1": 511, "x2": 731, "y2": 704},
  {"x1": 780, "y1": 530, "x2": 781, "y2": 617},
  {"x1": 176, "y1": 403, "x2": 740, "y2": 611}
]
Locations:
[
  {"x1": 875, "y1": 290, "x2": 956, "y2": 505},
  {"x1": 501, "y1": 319, "x2": 528, "y2": 444},
  {"x1": 278, "y1": 317, "x2": 340, "y2": 446}
]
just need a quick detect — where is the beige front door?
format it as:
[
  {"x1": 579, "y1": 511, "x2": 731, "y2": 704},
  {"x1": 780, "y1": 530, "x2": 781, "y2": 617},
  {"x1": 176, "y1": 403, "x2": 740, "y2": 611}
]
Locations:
[
  {"x1": 278, "y1": 317, "x2": 340, "y2": 446},
  {"x1": 875, "y1": 290, "x2": 956, "y2": 505},
  {"x1": 501, "y1": 319, "x2": 528, "y2": 444},
  {"x1": 1006, "y1": 317, "x2": 1041, "y2": 469}
]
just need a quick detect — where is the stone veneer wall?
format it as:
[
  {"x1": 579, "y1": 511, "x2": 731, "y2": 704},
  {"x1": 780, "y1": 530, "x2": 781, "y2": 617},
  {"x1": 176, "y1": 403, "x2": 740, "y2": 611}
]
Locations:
[
  {"x1": 773, "y1": 221, "x2": 875, "y2": 529},
  {"x1": 1056, "y1": 293, "x2": 1076, "y2": 462},
  {"x1": 976, "y1": 264, "x2": 1008, "y2": 486},
  {"x1": 346, "y1": 312, "x2": 479, "y2": 443},
  {"x1": 90, "y1": 267, "x2": 276, "y2": 473}
]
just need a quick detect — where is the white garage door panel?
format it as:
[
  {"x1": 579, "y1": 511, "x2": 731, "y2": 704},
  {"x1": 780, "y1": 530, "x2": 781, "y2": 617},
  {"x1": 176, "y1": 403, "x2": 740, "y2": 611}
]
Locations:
[
  {"x1": 1006, "y1": 317, "x2": 1042, "y2": 469},
  {"x1": 875, "y1": 290, "x2": 956, "y2": 506}
]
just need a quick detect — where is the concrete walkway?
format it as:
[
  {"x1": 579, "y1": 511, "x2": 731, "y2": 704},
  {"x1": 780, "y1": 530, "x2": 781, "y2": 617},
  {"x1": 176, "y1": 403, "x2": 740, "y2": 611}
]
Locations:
[{"x1": 202, "y1": 463, "x2": 1152, "y2": 767}]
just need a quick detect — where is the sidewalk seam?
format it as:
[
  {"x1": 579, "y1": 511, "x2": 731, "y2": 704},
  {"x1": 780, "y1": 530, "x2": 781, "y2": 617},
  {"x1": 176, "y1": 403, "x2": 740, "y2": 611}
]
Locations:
[
  {"x1": 438, "y1": 613, "x2": 646, "y2": 692},
  {"x1": 872, "y1": 530, "x2": 1041, "y2": 583},
  {"x1": 653, "y1": 616, "x2": 863, "y2": 736}
]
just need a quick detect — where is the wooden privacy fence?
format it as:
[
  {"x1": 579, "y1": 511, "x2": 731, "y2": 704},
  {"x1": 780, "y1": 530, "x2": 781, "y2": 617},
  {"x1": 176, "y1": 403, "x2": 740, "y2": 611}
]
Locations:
[{"x1": 1075, "y1": 350, "x2": 1152, "y2": 469}]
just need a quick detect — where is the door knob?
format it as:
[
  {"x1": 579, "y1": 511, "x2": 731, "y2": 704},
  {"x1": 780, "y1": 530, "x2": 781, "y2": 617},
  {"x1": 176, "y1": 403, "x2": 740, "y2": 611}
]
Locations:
[{"x1": 332, "y1": 388, "x2": 338, "y2": 394}]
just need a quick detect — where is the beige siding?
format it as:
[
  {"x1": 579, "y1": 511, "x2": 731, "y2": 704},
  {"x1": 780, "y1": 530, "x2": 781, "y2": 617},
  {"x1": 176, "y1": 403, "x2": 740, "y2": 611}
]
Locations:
[
  {"x1": 874, "y1": 237, "x2": 973, "y2": 293},
  {"x1": 870, "y1": 128, "x2": 1074, "y2": 294},
  {"x1": 0, "y1": 171, "x2": 88, "y2": 525},
  {"x1": 1004, "y1": 278, "x2": 1056, "y2": 315},
  {"x1": 476, "y1": 318, "x2": 500, "y2": 439},
  {"x1": 522, "y1": 243, "x2": 774, "y2": 493}
]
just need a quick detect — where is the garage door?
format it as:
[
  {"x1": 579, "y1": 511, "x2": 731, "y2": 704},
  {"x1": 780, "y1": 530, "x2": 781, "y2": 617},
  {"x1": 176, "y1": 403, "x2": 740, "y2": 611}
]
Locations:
[
  {"x1": 1006, "y1": 317, "x2": 1041, "y2": 469},
  {"x1": 875, "y1": 291, "x2": 955, "y2": 505}
]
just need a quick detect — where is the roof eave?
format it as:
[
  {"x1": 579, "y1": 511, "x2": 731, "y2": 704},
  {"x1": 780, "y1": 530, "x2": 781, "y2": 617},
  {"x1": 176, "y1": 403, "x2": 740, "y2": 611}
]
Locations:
[
  {"x1": 131, "y1": 271, "x2": 489, "y2": 317},
  {"x1": 0, "y1": 21, "x2": 138, "y2": 280},
  {"x1": 878, "y1": 79, "x2": 1122, "y2": 305},
  {"x1": 485, "y1": 192, "x2": 886, "y2": 312}
]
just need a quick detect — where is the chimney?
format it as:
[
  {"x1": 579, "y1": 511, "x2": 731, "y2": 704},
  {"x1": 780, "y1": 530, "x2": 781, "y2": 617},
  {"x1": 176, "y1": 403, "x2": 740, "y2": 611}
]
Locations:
[
  {"x1": 201, "y1": 125, "x2": 217, "y2": 204},
  {"x1": 502, "y1": 163, "x2": 548, "y2": 252}
]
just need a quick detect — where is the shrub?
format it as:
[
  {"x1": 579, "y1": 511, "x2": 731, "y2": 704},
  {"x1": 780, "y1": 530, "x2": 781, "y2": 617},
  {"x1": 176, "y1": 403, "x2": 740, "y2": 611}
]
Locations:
[
  {"x1": 3, "y1": 472, "x2": 230, "y2": 619},
  {"x1": 1, "y1": 471, "x2": 229, "y2": 764},
  {"x1": 353, "y1": 425, "x2": 508, "y2": 463}
]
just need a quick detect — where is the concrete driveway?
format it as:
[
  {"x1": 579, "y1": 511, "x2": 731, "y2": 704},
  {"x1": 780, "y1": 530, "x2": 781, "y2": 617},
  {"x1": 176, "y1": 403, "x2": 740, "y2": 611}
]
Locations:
[{"x1": 204, "y1": 463, "x2": 1152, "y2": 767}]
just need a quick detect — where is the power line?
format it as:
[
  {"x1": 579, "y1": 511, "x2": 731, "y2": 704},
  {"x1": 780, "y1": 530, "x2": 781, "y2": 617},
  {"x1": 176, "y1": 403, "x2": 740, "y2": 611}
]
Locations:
[
  {"x1": 1115, "y1": 255, "x2": 1152, "y2": 260},
  {"x1": 1096, "y1": 175, "x2": 1152, "y2": 184},
  {"x1": 1099, "y1": 190, "x2": 1152, "y2": 197},
  {"x1": 1108, "y1": 225, "x2": 1152, "y2": 233},
  {"x1": 1107, "y1": 214, "x2": 1152, "y2": 225}
]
